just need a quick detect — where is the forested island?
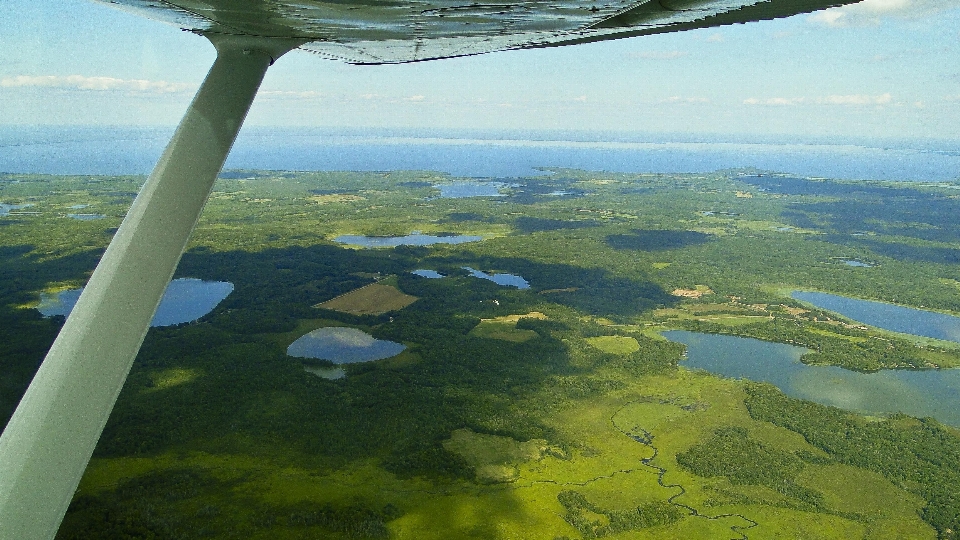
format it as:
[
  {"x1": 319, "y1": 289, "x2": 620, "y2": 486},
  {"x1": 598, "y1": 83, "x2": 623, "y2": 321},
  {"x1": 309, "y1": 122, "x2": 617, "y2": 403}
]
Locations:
[{"x1": 2, "y1": 167, "x2": 959, "y2": 539}]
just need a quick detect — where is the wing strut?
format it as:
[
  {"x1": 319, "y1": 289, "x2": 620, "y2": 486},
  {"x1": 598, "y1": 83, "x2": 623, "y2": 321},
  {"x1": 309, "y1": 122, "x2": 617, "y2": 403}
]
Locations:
[{"x1": 0, "y1": 34, "x2": 300, "y2": 538}]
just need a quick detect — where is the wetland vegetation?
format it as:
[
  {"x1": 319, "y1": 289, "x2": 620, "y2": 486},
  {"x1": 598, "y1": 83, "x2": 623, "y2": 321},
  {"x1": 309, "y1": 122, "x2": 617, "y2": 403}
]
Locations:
[{"x1": 2, "y1": 167, "x2": 960, "y2": 538}]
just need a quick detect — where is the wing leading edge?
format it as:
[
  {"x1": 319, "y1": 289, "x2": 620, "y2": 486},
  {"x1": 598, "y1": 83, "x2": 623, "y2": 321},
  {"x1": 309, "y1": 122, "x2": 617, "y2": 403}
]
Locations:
[{"x1": 99, "y1": 0, "x2": 864, "y2": 63}]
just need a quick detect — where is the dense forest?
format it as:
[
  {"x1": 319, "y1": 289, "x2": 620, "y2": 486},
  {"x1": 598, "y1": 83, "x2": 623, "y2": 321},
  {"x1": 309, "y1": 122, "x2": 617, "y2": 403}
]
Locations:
[{"x1": 1, "y1": 168, "x2": 959, "y2": 538}]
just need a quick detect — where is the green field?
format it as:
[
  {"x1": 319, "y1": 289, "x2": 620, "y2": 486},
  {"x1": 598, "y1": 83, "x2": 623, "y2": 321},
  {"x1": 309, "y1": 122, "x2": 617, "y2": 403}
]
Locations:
[{"x1": 2, "y1": 168, "x2": 960, "y2": 538}]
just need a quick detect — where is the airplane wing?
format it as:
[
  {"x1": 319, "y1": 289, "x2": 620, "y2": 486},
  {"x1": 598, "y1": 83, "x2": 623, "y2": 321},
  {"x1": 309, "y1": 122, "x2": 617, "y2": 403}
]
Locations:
[{"x1": 102, "y1": 0, "x2": 862, "y2": 64}]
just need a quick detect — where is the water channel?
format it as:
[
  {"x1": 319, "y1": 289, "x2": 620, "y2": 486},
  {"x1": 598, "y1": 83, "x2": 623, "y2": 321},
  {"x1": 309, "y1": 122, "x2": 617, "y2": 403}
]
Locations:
[
  {"x1": 792, "y1": 290, "x2": 960, "y2": 343},
  {"x1": 664, "y1": 330, "x2": 960, "y2": 427}
]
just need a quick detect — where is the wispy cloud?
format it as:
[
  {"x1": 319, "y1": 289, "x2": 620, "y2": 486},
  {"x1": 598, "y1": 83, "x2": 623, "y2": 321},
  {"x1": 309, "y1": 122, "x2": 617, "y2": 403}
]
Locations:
[
  {"x1": 743, "y1": 97, "x2": 806, "y2": 106},
  {"x1": 260, "y1": 90, "x2": 323, "y2": 99},
  {"x1": 744, "y1": 94, "x2": 893, "y2": 106},
  {"x1": 661, "y1": 96, "x2": 710, "y2": 104},
  {"x1": 0, "y1": 74, "x2": 190, "y2": 93},
  {"x1": 808, "y1": 0, "x2": 960, "y2": 27},
  {"x1": 820, "y1": 93, "x2": 892, "y2": 105},
  {"x1": 627, "y1": 50, "x2": 688, "y2": 60}
]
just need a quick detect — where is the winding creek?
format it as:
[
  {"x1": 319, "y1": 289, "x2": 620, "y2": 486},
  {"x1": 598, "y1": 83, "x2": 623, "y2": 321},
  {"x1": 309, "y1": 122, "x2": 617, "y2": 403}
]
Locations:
[
  {"x1": 612, "y1": 401, "x2": 757, "y2": 539},
  {"x1": 664, "y1": 330, "x2": 960, "y2": 427}
]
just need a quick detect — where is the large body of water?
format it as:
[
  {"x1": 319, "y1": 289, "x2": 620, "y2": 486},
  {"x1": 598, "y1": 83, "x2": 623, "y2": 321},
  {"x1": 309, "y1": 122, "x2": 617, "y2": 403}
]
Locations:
[
  {"x1": 664, "y1": 330, "x2": 960, "y2": 427},
  {"x1": 3, "y1": 126, "x2": 960, "y2": 181},
  {"x1": 792, "y1": 291, "x2": 960, "y2": 343},
  {"x1": 38, "y1": 278, "x2": 234, "y2": 327}
]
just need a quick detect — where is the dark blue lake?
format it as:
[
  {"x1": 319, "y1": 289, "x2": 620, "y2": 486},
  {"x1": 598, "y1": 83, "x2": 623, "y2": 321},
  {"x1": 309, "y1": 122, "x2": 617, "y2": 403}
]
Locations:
[
  {"x1": 664, "y1": 330, "x2": 960, "y2": 427},
  {"x1": 792, "y1": 291, "x2": 960, "y2": 343},
  {"x1": 37, "y1": 278, "x2": 233, "y2": 327}
]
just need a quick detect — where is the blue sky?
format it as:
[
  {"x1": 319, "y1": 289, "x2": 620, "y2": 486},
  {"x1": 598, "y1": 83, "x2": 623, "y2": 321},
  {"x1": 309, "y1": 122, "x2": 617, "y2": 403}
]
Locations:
[{"x1": 3, "y1": 0, "x2": 960, "y2": 140}]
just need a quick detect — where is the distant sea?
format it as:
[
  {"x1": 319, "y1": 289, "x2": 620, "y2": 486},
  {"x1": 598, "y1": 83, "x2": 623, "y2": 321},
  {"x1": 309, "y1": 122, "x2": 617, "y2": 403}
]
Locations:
[{"x1": 2, "y1": 125, "x2": 959, "y2": 182}]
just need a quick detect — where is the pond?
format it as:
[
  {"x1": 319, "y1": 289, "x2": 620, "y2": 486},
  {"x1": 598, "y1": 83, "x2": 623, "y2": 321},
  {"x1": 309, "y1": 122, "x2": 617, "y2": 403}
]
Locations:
[
  {"x1": 335, "y1": 233, "x2": 482, "y2": 248},
  {"x1": 434, "y1": 181, "x2": 509, "y2": 198},
  {"x1": 66, "y1": 213, "x2": 105, "y2": 221},
  {"x1": 0, "y1": 203, "x2": 31, "y2": 216},
  {"x1": 462, "y1": 266, "x2": 530, "y2": 289},
  {"x1": 792, "y1": 291, "x2": 960, "y2": 343},
  {"x1": 841, "y1": 260, "x2": 873, "y2": 267},
  {"x1": 663, "y1": 330, "x2": 960, "y2": 427},
  {"x1": 287, "y1": 327, "x2": 406, "y2": 363},
  {"x1": 37, "y1": 278, "x2": 234, "y2": 327},
  {"x1": 412, "y1": 269, "x2": 445, "y2": 278}
]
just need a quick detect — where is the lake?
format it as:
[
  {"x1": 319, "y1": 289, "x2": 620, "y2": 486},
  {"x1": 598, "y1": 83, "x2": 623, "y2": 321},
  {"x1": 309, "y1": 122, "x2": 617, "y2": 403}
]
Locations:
[
  {"x1": 335, "y1": 233, "x2": 482, "y2": 248},
  {"x1": 664, "y1": 330, "x2": 960, "y2": 427},
  {"x1": 287, "y1": 327, "x2": 405, "y2": 363},
  {"x1": 462, "y1": 267, "x2": 530, "y2": 289},
  {"x1": 412, "y1": 269, "x2": 445, "y2": 278},
  {"x1": 0, "y1": 203, "x2": 31, "y2": 216},
  {"x1": 66, "y1": 213, "x2": 105, "y2": 221},
  {"x1": 37, "y1": 278, "x2": 234, "y2": 327},
  {"x1": 5, "y1": 126, "x2": 960, "y2": 182},
  {"x1": 792, "y1": 291, "x2": 960, "y2": 343},
  {"x1": 434, "y1": 181, "x2": 509, "y2": 198}
]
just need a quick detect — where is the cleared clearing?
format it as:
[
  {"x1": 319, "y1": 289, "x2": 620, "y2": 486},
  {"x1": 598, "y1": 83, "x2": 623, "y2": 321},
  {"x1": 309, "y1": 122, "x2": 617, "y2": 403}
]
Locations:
[{"x1": 315, "y1": 282, "x2": 417, "y2": 315}]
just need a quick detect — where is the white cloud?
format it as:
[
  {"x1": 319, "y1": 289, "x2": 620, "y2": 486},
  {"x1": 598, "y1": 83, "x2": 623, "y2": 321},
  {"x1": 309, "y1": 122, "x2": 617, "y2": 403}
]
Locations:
[
  {"x1": 819, "y1": 93, "x2": 892, "y2": 105},
  {"x1": 627, "y1": 50, "x2": 688, "y2": 59},
  {"x1": 662, "y1": 96, "x2": 710, "y2": 104},
  {"x1": 405, "y1": 95, "x2": 426, "y2": 102},
  {"x1": 259, "y1": 90, "x2": 323, "y2": 99},
  {"x1": 0, "y1": 74, "x2": 190, "y2": 93},
  {"x1": 744, "y1": 94, "x2": 893, "y2": 106},
  {"x1": 808, "y1": 0, "x2": 960, "y2": 27},
  {"x1": 705, "y1": 33, "x2": 724, "y2": 43},
  {"x1": 743, "y1": 97, "x2": 806, "y2": 105}
]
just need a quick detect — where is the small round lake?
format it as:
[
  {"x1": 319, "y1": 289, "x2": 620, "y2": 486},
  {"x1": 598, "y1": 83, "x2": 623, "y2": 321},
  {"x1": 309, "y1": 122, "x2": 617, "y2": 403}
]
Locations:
[
  {"x1": 664, "y1": 330, "x2": 960, "y2": 427},
  {"x1": 335, "y1": 233, "x2": 482, "y2": 248},
  {"x1": 792, "y1": 291, "x2": 960, "y2": 343},
  {"x1": 287, "y1": 327, "x2": 405, "y2": 363},
  {"x1": 462, "y1": 266, "x2": 530, "y2": 289},
  {"x1": 38, "y1": 278, "x2": 234, "y2": 327}
]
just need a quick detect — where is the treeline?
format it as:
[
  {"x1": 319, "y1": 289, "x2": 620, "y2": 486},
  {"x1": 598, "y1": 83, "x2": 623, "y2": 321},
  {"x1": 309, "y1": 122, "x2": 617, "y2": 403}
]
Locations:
[
  {"x1": 676, "y1": 426, "x2": 823, "y2": 510},
  {"x1": 557, "y1": 490, "x2": 683, "y2": 538},
  {"x1": 58, "y1": 467, "x2": 400, "y2": 539},
  {"x1": 744, "y1": 383, "x2": 960, "y2": 536}
]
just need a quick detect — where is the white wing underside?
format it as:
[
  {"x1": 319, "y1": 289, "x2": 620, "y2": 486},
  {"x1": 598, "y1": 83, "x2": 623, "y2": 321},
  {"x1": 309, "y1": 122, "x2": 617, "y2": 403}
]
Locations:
[{"x1": 101, "y1": 0, "x2": 862, "y2": 64}]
